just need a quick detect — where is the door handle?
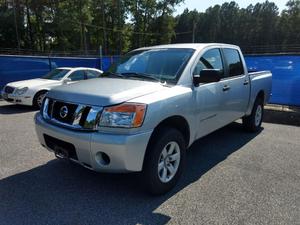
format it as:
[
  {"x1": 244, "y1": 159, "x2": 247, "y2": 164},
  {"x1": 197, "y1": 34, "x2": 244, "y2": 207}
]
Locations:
[
  {"x1": 223, "y1": 85, "x2": 231, "y2": 92},
  {"x1": 243, "y1": 80, "x2": 249, "y2": 85}
]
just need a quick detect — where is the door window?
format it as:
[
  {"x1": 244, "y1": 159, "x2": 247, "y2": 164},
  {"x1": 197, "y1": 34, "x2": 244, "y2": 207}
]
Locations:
[
  {"x1": 223, "y1": 48, "x2": 244, "y2": 77},
  {"x1": 68, "y1": 70, "x2": 85, "y2": 81},
  {"x1": 193, "y1": 49, "x2": 224, "y2": 75},
  {"x1": 86, "y1": 70, "x2": 101, "y2": 79}
]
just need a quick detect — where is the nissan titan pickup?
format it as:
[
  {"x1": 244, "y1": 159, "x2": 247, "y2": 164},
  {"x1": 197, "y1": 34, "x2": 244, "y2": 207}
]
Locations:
[{"x1": 35, "y1": 44, "x2": 272, "y2": 194}]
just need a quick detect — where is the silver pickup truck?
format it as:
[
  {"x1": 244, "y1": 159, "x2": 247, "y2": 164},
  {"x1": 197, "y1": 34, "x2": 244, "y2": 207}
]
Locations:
[{"x1": 35, "y1": 43, "x2": 272, "y2": 194}]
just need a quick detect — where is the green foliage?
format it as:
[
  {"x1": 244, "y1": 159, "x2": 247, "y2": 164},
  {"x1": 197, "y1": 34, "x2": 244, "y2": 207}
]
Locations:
[
  {"x1": 280, "y1": 0, "x2": 300, "y2": 44},
  {"x1": 0, "y1": 0, "x2": 300, "y2": 55},
  {"x1": 174, "y1": 1, "x2": 300, "y2": 53}
]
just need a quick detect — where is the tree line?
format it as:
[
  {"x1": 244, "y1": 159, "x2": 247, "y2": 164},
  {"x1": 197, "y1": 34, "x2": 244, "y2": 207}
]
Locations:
[{"x1": 0, "y1": 0, "x2": 300, "y2": 55}]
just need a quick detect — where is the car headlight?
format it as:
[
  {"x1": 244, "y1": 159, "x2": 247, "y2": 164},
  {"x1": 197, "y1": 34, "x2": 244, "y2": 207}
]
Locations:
[
  {"x1": 15, "y1": 87, "x2": 28, "y2": 95},
  {"x1": 99, "y1": 103, "x2": 147, "y2": 128}
]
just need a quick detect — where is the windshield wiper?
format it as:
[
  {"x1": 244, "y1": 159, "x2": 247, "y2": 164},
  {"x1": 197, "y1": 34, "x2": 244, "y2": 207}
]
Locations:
[{"x1": 121, "y1": 72, "x2": 163, "y2": 83}]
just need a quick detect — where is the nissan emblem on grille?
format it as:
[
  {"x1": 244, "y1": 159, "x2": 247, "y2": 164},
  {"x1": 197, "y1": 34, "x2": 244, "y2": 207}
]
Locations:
[
  {"x1": 59, "y1": 106, "x2": 68, "y2": 118},
  {"x1": 42, "y1": 98, "x2": 102, "y2": 130}
]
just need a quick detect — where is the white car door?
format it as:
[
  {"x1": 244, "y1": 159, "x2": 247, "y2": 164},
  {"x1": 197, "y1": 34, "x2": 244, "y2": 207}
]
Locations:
[
  {"x1": 85, "y1": 70, "x2": 102, "y2": 79},
  {"x1": 67, "y1": 70, "x2": 86, "y2": 82}
]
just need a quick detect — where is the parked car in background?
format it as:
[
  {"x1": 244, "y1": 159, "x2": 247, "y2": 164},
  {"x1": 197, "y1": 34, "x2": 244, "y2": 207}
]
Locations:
[
  {"x1": 35, "y1": 43, "x2": 272, "y2": 194},
  {"x1": 1, "y1": 67, "x2": 103, "y2": 108}
]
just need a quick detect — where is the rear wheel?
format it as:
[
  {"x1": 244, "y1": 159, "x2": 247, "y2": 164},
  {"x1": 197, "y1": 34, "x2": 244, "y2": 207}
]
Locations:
[
  {"x1": 243, "y1": 97, "x2": 264, "y2": 132},
  {"x1": 142, "y1": 127, "x2": 186, "y2": 195},
  {"x1": 33, "y1": 91, "x2": 48, "y2": 109}
]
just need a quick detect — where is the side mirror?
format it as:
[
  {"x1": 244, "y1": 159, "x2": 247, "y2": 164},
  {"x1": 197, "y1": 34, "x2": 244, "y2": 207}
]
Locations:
[
  {"x1": 193, "y1": 69, "x2": 222, "y2": 86},
  {"x1": 63, "y1": 78, "x2": 72, "y2": 84}
]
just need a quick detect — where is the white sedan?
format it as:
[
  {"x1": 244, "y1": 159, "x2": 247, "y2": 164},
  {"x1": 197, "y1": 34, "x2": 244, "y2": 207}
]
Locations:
[{"x1": 1, "y1": 67, "x2": 103, "y2": 108}]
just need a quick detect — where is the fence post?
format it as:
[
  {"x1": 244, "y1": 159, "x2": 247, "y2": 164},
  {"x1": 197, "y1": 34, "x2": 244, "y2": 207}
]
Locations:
[
  {"x1": 99, "y1": 45, "x2": 103, "y2": 70},
  {"x1": 48, "y1": 53, "x2": 52, "y2": 71}
]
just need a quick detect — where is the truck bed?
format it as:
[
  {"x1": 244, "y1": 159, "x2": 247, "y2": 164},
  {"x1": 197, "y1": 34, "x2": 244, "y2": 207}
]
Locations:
[{"x1": 246, "y1": 71, "x2": 272, "y2": 115}]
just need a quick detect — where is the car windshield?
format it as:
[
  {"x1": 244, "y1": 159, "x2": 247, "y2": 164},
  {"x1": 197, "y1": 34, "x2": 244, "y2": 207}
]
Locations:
[
  {"x1": 104, "y1": 48, "x2": 195, "y2": 83},
  {"x1": 42, "y1": 68, "x2": 70, "y2": 80}
]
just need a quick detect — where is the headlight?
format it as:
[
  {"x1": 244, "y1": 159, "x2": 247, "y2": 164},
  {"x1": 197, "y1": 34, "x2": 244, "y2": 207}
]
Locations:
[
  {"x1": 99, "y1": 103, "x2": 147, "y2": 128},
  {"x1": 15, "y1": 87, "x2": 28, "y2": 95}
]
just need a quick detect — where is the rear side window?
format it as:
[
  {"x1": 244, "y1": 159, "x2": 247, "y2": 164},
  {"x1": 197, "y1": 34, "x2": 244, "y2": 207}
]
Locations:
[
  {"x1": 193, "y1": 49, "x2": 224, "y2": 75},
  {"x1": 223, "y1": 48, "x2": 244, "y2": 77},
  {"x1": 86, "y1": 70, "x2": 101, "y2": 79},
  {"x1": 68, "y1": 70, "x2": 85, "y2": 81}
]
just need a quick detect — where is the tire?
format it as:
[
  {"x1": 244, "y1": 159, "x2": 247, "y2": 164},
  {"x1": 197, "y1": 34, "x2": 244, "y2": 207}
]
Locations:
[
  {"x1": 33, "y1": 91, "x2": 48, "y2": 109},
  {"x1": 142, "y1": 127, "x2": 186, "y2": 195},
  {"x1": 243, "y1": 97, "x2": 264, "y2": 132}
]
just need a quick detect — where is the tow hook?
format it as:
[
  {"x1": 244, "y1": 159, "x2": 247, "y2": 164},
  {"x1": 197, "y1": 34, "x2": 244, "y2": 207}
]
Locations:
[{"x1": 54, "y1": 146, "x2": 69, "y2": 159}]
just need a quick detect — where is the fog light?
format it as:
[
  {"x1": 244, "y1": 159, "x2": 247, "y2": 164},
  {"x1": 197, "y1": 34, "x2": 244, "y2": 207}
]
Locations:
[{"x1": 95, "y1": 152, "x2": 110, "y2": 166}]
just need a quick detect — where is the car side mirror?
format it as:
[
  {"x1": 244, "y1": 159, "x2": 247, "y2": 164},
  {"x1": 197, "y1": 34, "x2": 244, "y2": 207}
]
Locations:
[
  {"x1": 63, "y1": 78, "x2": 72, "y2": 84},
  {"x1": 193, "y1": 69, "x2": 222, "y2": 86}
]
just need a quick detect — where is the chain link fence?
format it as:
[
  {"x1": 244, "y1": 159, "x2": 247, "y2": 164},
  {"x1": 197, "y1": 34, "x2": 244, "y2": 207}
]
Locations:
[{"x1": 2, "y1": 45, "x2": 300, "y2": 57}]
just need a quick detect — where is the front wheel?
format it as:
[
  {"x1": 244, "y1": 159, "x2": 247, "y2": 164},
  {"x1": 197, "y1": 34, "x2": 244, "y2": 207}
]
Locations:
[
  {"x1": 142, "y1": 127, "x2": 186, "y2": 195},
  {"x1": 33, "y1": 91, "x2": 48, "y2": 109},
  {"x1": 243, "y1": 98, "x2": 264, "y2": 132}
]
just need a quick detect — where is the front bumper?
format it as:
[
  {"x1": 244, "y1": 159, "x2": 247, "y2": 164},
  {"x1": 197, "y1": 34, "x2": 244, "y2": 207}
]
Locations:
[
  {"x1": 35, "y1": 113, "x2": 153, "y2": 172},
  {"x1": 1, "y1": 91, "x2": 32, "y2": 106}
]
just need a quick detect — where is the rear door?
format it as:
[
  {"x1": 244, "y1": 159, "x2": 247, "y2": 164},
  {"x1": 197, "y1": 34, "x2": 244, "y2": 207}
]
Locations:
[
  {"x1": 85, "y1": 70, "x2": 102, "y2": 79},
  {"x1": 219, "y1": 48, "x2": 250, "y2": 124},
  {"x1": 68, "y1": 70, "x2": 85, "y2": 82}
]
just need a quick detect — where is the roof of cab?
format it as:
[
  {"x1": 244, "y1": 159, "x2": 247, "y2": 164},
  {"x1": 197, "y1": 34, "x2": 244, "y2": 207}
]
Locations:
[{"x1": 135, "y1": 43, "x2": 239, "y2": 51}]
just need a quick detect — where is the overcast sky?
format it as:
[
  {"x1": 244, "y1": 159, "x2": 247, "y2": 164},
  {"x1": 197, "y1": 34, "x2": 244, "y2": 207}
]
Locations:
[{"x1": 174, "y1": 0, "x2": 288, "y2": 15}]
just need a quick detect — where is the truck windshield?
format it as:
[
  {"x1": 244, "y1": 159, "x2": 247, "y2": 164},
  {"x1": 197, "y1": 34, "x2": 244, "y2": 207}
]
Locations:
[
  {"x1": 42, "y1": 69, "x2": 70, "y2": 80},
  {"x1": 105, "y1": 48, "x2": 195, "y2": 83}
]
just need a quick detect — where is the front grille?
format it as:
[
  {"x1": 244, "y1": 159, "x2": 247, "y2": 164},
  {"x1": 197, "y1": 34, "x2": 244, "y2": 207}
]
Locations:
[
  {"x1": 52, "y1": 101, "x2": 78, "y2": 124},
  {"x1": 42, "y1": 98, "x2": 102, "y2": 131},
  {"x1": 4, "y1": 86, "x2": 15, "y2": 94}
]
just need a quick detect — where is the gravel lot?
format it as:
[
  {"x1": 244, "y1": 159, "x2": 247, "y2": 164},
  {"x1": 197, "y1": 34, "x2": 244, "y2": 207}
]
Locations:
[{"x1": 0, "y1": 101, "x2": 299, "y2": 225}]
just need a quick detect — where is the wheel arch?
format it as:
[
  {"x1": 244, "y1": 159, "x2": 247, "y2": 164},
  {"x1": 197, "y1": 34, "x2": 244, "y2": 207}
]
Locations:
[
  {"x1": 246, "y1": 89, "x2": 266, "y2": 116},
  {"x1": 32, "y1": 89, "x2": 48, "y2": 106},
  {"x1": 142, "y1": 115, "x2": 190, "y2": 172},
  {"x1": 146, "y1": 115, "x2": 191, "y2": 150},
  {"x1": 156, "y1": 116, "x2": 190, "y2": 147},
  {"x1": 256, "y1": 90, "x2": 265, "y2": 103}
]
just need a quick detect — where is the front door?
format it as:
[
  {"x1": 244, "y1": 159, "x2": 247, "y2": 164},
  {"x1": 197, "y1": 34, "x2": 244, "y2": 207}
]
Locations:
[{"x1": 193, "y1": 48, "x2": 225, "y2": 138}]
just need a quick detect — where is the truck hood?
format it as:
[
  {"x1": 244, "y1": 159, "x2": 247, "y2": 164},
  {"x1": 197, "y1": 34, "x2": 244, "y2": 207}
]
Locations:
[
  {"x1": 7, "y1": 78, "x2": 61, "y2": 89},
  {"x1": 48, "y1": 78, "x2": 167, "y2": 106}
]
